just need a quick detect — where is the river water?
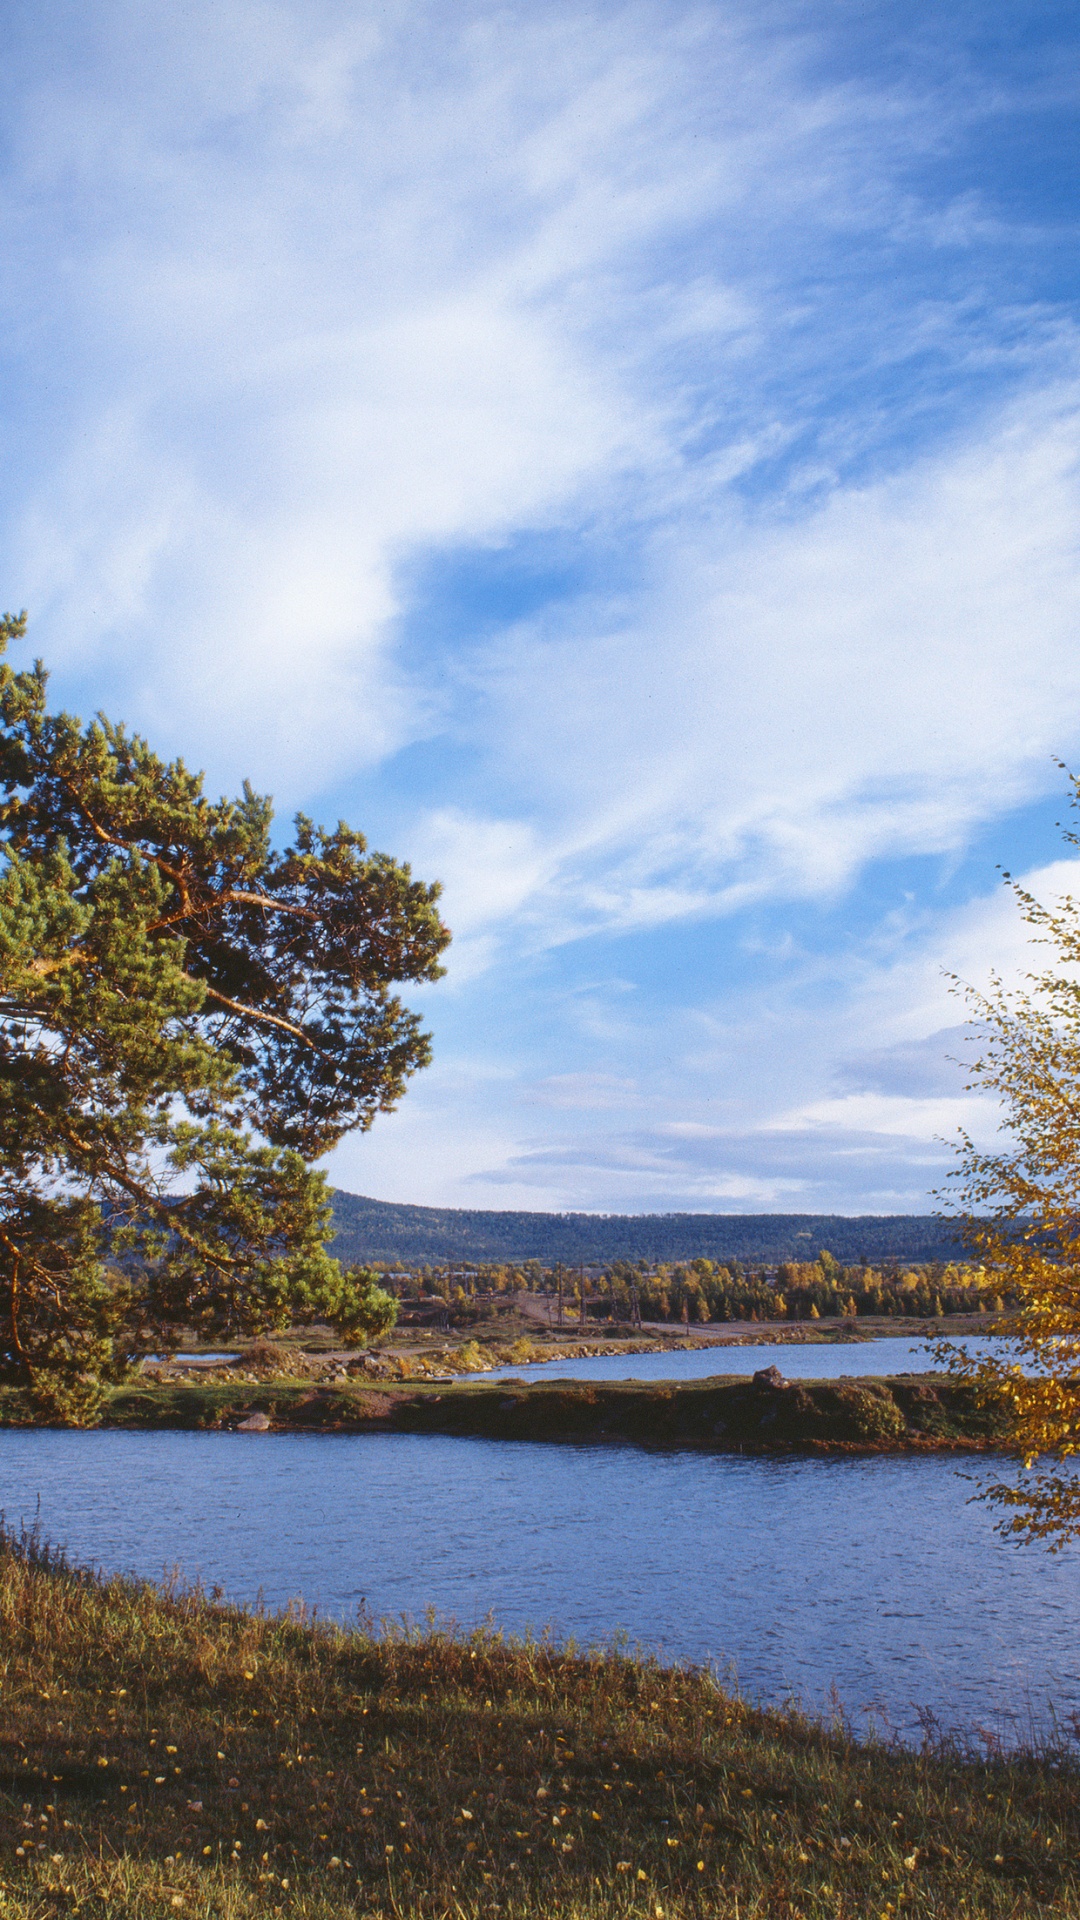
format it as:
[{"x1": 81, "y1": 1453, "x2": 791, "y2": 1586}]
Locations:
[
  {"x1": 486, "y1": 1334, "x2": 993, "y2": 1384},
  {"x1": 2, "y1": 1378, "x2": 1078, "y2": 1747}
]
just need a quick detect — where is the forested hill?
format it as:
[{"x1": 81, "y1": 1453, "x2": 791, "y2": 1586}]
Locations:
[{"x1": 328, "y1": 1192, "x2": 965, "y2": 1266}]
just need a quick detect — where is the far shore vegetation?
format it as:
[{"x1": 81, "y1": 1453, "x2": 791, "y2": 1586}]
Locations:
[
  {"x1": 357, "y1": 1253, "x2": 1008, "y2": 1332},
  {"x1": 2, "y1": 1523, "x2": 1077, "y2": 1920},
  {"x1": 325, "y1": 1192, "x2": 968, "y2": 1269}
]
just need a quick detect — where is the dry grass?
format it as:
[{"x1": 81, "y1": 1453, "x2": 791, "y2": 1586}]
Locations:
[{"x1": 1, "y1": 1526, "x2": 1077, "y2": 1919}]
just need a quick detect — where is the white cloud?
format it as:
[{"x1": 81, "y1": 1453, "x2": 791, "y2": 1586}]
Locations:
[
  {"x1": 326, "y1": 848, "x2": 1077, "y2": 1210},
  {"x1": 455, "y1": 383, "x2": 1080, "y2": 952},
  {"x1": 847, "y1": 856, "x2": 1080, "y2": 1057},
  {"x1": 5, "y1": 0, "x2": 1063, "y2": 842},
  {"x1": 5, "y1": 2, "x2": 686, "y2": 792},
  {"x1": 328, "y1": 1064, "x2": 574, "y2": 1211}
]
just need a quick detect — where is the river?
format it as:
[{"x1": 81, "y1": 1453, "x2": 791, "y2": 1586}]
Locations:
[
  {"x1": 2, "y1": 1396, "x2": 1077, "y2": 1747},
  {"x1": 486, "y1": 1333, "x2": 993, "y2": 1384}
]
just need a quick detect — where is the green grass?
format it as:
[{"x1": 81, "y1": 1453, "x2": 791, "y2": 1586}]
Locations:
[
  {"x1": 1, "y1": 1527, "x2": 1076, "y2": 1919},
  {"x1": 0, "y1": 1372, "x2": 1014, "y2": 1454}
]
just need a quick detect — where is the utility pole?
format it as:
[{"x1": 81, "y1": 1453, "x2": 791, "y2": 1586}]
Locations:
[
  {"x1": 580, "y1": 1264, "x2": 587, "y2": 1330},
  {"x1": 556, "y1": 1262, "x2": 563, "y2": 1330}
]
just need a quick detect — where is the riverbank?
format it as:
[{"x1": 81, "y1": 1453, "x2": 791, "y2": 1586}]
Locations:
[
  {"x1": 1, "y1": 1524, "x2": 1074, "y2": 1920},
  {"x1": 0, "y1": 1372, "x2": 1015, "y2": 1451},
  {"x1": 147, "y1": 1312, "x2": 1002, "y2": 1385}
]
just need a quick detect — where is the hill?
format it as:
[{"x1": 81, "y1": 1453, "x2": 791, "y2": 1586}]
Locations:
[{"x1": 327, "y1": 1190, "x2": 965, "y2": 1265}]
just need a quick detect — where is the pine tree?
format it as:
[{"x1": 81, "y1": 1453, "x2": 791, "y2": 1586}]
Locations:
[{"x1": 0, "y1": 615, "x2": 450, "y2": 1419}]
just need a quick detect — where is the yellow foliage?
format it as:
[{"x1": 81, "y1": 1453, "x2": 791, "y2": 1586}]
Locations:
[
  {"x1": 942, "y1": 802, "x2": 1080, "y2": 1547},
  {"x1": 507, "y1": 1336, "x2": 541, "y2": 1365},
  {"x1": 454, "y1": 1340, "x2": 487, "y2": 1372}
]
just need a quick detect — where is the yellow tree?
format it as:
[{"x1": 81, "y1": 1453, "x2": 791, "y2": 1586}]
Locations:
[{"x1": 944, "y1": 787, "x2": 1080, "y2": 1547}]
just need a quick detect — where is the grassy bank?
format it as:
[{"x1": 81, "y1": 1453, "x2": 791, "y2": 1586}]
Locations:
[
  {"x1": 0, "y1": 1527, "x2": 1076, "y2": 1920},
  {"x1": 0, "y1": 1372, "x2": 1015, "y2": 1453}
]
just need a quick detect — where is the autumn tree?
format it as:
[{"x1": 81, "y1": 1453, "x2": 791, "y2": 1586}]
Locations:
[
  {"x1": 0, "y1": 613, "x2": 450, "y2": 1419},
  {"x1": 943, "y1": 778, "x2": 1080, "y2": 1547}
]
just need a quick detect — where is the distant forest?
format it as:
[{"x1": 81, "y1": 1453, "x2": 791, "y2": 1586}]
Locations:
[{"x1": 328, "y1": 1191, "x2": 966, "y2": 1266}]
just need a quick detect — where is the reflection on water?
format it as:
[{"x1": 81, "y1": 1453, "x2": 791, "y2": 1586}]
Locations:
[{"x1": 1, "y1": 1426, "x2": 1076, "y2": 1743}]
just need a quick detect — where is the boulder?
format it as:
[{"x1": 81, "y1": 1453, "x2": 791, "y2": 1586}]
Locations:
[
  {"x1": 752, "y1": 1365, "x2": 787, "y2": 1390},
  {"x1": 237, "y1": 1411, "x2": 271, "y2": 1431}
]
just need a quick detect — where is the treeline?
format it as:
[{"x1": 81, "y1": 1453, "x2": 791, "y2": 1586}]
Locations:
[
  {"x1": 374, "y1": 1251, "x2": 1004, "y2": 1325},
  {"x1": 626, "y1": 1255, "x2": 1004, "y2": 1323},
  {"x1": 329, "y1": 1190, "x2": 966, "y2": 1266}
]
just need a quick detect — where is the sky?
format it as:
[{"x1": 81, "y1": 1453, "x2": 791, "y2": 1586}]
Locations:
[{"x1": 1, "y1": 0, "x2": 1078, "y2": 1215}]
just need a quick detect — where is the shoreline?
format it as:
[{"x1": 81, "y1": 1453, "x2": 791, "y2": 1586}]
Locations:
[
  {"x1": 4, "y1": 1369, "x2": 1015, "y2": 1453},
  {"x1": 151, "y1": 1313, "x2": 995, "y2": 1386}
]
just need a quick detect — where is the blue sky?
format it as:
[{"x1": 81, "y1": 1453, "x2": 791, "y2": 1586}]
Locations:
[{"x1": 1, "y1": 0, "x2": 1078, "y2": 1213}]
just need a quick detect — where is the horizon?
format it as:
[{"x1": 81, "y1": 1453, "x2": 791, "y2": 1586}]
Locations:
[
  {"x1": 330, "y1": 1187, "x2": 951, "y2": 1221},
  {"x1": 325, "y1": 1187, "x2": 967, "y2": 1264}
]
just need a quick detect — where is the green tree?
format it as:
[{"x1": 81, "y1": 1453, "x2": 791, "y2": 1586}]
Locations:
[{"x1": 0, "y1": 614, "x2": 449, "y2": 1420}]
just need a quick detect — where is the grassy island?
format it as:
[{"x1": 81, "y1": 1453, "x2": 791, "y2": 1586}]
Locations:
[
  {"x1": 0, "y1": 1527, "x2": 1075, "y2": 1920},
  {"x1": 1, "y1": 1371, "x2": 1016, "y2": 1454}
]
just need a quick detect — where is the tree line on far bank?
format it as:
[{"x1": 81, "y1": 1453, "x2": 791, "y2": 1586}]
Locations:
[{"x1": 375, "y1": 1252, "x2": 1005, "y2": 1325}]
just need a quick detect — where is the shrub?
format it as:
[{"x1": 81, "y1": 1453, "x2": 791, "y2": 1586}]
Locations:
[{"x1": 840, "y1": 1386, "x2": 906, "y2": 1441}]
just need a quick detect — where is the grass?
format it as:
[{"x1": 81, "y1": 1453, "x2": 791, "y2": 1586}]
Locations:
[
  {"x1": 1, "y1": 1527, "x2": 1077, "y2": 1919},
  {"x1": 0, "y1": 1372, "x2": 1014, "y2": 1454}
]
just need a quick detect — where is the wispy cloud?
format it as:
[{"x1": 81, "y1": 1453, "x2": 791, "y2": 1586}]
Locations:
[
  {"x1": 425, "y1": 381, "x2": 1080, "y2": 958},
  {"x1": 485, "y1": 1119, "x2": 956, "y2": 1214},
  {"x1": 834, "y1": 1027, "x2": 973, "y2": 1100}
]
